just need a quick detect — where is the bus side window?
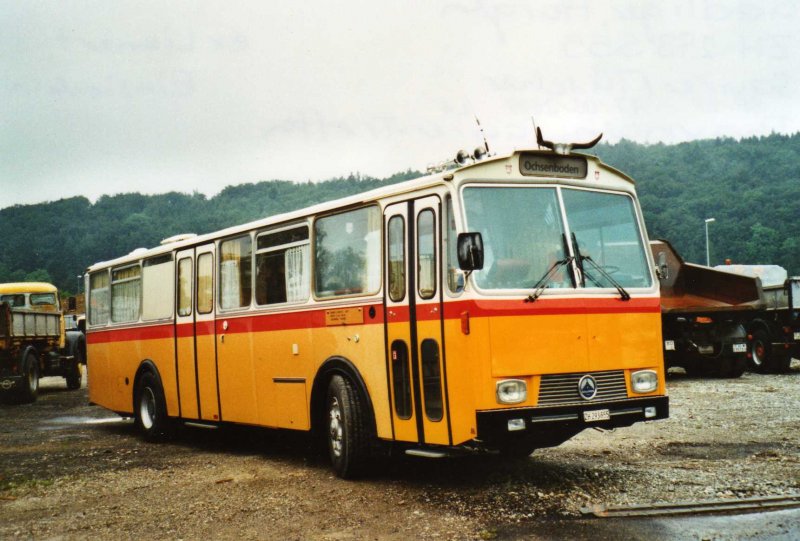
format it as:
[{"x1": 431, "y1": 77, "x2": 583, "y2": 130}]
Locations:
[
  {"x1": 444, "y1": 195, "x2": 463, "y2": 293},
  {"x1": 417, "y1": 210, "x2": 436, "y2": 300},
  {"x1": 314, "y1": 206, "x2": 381, "y2": 298},
  {"x1": 89, "y1": 271, "x2": 110, "y2": 325},
  {"x1": 197, "y1": 253, "x2": 213, "y2": 314},
  {"x1": 387, "y1": 215, "x2": 405, "y2": 302},
  {"x1": 111, "y1": 265, "x2": 141, "y2": 323},
  {"x1": 220, "y1": 235, "x2": 252, "y2": 310},
  {"x1": 177, "y1": 257, "x2": 193, "y2": 317},
  {"x1": 256, "y1": 225, "x2": 310, "y2": 305}
]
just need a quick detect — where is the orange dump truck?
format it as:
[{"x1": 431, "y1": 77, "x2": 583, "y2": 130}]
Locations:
[{"x1": 650, "y1": 240, "x2": 762, "y2": 377}]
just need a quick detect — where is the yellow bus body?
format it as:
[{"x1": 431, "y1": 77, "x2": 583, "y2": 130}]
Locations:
[{"x1": 86, "y1": 148, "x2": 668, "y2": 474}]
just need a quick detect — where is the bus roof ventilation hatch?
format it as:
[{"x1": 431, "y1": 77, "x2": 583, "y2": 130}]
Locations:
[{"x1": 160, "y1": 233, "x2": 198, "y2": 245}]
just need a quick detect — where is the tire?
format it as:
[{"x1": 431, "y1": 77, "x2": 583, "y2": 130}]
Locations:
[
  {"x1": 65, "y1": 350, "x2": 84, "y2": 390},
  {"x1": 18, "y1": 350, "x2": 40, "y2": 403},
  {"x1": 716, "y1": 355, "x2": 746, "y2": 378},
  {"x1": 326, "y1": 375, "x2": 371, "y2": 479},
  {"x1": 749, "y1": 329, "x2": 770, "y2": 373},
  {"x1": 134, "y1": 371, "x2": 172, "y2": 442}
]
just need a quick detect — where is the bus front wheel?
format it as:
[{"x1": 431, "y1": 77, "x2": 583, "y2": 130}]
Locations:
[
  {"x1": 135, "y1": 372, "x2": 172, "y2": 442},
  {"x1": 326, "y1": 375, "x2": 371, "y2": 479}
]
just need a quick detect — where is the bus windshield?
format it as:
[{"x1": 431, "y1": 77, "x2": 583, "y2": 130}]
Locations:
[{"x1": 462, "y1": 186, "x2": 652, "y2": 291}]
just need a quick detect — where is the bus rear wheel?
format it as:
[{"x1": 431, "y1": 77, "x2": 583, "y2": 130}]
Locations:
[
  {"x1": 135, "y1": 372, "x2": 172, "y2": 442},
  {"x1": 326, "y1": 375, "x2": 371, "y2": 479}
]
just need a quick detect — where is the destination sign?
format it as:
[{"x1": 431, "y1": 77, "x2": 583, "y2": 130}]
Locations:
[{"x1": 519, "y1": 153, "x2": 587, "y2": 179}]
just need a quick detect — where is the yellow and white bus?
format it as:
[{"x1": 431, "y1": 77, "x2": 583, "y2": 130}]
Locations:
[{"x1": 86, "y1": 143, "x2": 668, "y2": 477}]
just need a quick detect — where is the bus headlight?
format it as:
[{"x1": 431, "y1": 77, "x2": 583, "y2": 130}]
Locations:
[
  {"x1": 496, "y1": 379, "x2": 527, "y2": 404},
  {"x1": 631, "y1": 370, "x2": 658, "y2": 393}
]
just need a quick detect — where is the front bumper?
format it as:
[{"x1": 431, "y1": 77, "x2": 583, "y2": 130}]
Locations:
[{"x1": 476, "y1": 396, "x2": 669, "y2": 444}]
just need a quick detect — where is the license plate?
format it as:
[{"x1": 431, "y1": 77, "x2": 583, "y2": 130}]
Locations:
[
  {"x1": 583, "y1": 409, "x2": 611, "y2": 422},
  {"x1": 732, "y1": 343, "x2": 747, "y2": 353},
  {"x1": 664, "y1": 340, "x2": 675, "y2": 351},
  {"x1": 698, "y1": 345, "x2": 714, "y2": 354},
  {"x1": 794, "y1": 332, "x2": 800, "y2": 341}
]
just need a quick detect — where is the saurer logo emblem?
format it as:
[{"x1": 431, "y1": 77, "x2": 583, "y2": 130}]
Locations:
[{"x1": 578, "y1": 375, "x2": 598, "y2": 400}]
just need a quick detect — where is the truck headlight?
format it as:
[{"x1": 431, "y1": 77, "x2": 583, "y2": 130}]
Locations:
[
  {"x1": 631, "y1": 370, "x2": 658, "y2": 393},
  {"x1": 496, "y1": 379, "x2": 527, "y2": 404}
]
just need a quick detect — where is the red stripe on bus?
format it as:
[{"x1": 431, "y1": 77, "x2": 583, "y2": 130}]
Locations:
[
  {"x1": 87, "y1": 297, "x2": 659, "y2": 343},
  {"x1": 442, "y1": 296, "x2": 661, "y2": 319},
  {"x1": 87, "y1": 323, "x2": 174, "y2": 344}
]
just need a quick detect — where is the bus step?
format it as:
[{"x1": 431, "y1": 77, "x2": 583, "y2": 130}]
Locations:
[
  {"x1": 405, "y1": 448, "x2": 447, "y2": 459},
  {"x1": 184, "y1": 421, "x2": 219, "y2": 430}
]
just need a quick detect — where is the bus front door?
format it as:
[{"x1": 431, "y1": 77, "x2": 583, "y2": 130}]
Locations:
[{"x1": 384, "y1": 196, "x2": 451, "y2": 446}]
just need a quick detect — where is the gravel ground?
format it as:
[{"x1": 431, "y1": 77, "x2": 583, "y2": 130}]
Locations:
[{"x1": 1, "y1": 362, "x2": 798, "y2": 540}]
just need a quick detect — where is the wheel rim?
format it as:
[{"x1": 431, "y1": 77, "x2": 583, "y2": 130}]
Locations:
[
  {"x1": 329, "y1": 396, "x2": 343, "y2": 458},
  {"x1": 140, "y1": 387, "x2": 156, "y2": 430},
  {"x1": 753, "y1": 341, "x2": 765, "y2": 366}
]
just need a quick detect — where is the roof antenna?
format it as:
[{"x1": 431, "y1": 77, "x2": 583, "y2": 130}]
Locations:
[
  {"x1": 531, "y1": 115, "x2": 541, "y2": 149},
  {"x1": 475, "y1": 116, "x2": 490, "y2": 155}
]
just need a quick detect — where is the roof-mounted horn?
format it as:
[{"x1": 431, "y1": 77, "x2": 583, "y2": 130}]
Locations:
[{"x1": 536, "y1": 127, "x2": 603, "y2": 155}]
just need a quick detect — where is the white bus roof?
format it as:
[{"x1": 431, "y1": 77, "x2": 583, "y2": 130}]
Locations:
[{"x1": 87, "y1": 149, "x2": 631, "y2": 273}]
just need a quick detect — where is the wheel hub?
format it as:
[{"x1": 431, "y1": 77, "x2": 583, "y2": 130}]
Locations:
[
  {"x1": 329, "y1": 397, "x2": 343, "y2": 457},
  {"x1": 140, "y1": 387, "x2": 156, "y2": 430}
]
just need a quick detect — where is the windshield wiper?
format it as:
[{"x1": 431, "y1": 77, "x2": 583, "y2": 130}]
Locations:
[
  {"x1": 580, "y1": 255, "x2": 631, "y2": 301},
  {"x1": 524, "y1": 256, "x2": 574, "y2": 303}
]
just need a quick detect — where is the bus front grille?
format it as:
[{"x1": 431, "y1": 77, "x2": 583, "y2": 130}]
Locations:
[{"x1": 537, "y1": 370, "x2": 628, "y2": 406}]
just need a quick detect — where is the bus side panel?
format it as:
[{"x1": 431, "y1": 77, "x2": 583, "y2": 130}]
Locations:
[
  {"x1": 87, "y1": 340, "x2": 121, "y2": 412},
  {"x1": 216, "y1": 320, "x2": 256, "y2": 424},
  {"x1": 88, "y1": 329, "x2": 177, "y2": 417},
  {"x1": 441, "y1": 315, "x2": 487, "y2": 446},
  {"x1": 252, "y1": 326, "x2": 313, "y2": 430},
  {"x1": 312, "y1": 321, "x2": 392, "y2": 441}
]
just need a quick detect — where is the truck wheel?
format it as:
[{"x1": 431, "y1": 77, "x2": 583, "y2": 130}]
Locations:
[
  {"x1": 135, "y1": 372, "x2": 172, "y2": 442},
  {"x1": 717, "y1": 355, "x2": 746, "y2": 378},
  {"x1": 18, "y1": 350, "x2": 40, "y2": 403},
  {"x1": 65, "y1": 350, "x2": 84, "y2": 390},
  {"x1": 749, "y1": 330, "x2": 770, "y2": 373},
  {"x1": 326, "y1": 375, "x2": 371, "y2": 479}
]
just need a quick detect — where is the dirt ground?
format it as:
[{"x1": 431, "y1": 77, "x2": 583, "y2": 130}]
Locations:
[{"x1": 1, "y1": 363, "x2": 798, "y2": 540}]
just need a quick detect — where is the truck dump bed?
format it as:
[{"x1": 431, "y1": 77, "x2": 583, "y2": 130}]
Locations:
[
  {"x1": 650, "y1": 240, "x2": 764, "y2": 313},
  {"x1": 0, "y1": 302, "x2": 61, "y2": 348}
]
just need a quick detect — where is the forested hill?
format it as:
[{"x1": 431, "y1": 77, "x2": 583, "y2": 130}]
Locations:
[
  {"x1": 591, "y1": 132, "x2": 800, "y2": 272},
  {"x1": 1, "y1": 132, "x2": 799, "y2": 294}
]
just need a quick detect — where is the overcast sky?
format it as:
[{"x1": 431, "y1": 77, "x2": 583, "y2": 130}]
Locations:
[{"x1": 2, "y1": 1, "x2": 798, "y2": 208}]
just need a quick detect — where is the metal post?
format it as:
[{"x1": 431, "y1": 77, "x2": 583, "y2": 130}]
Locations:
[{"x1": 704, "y1": 218, "x2": 715, "y2": 266}]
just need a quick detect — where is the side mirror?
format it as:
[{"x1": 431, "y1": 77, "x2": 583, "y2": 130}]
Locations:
[
  {"x1": 656, "y1": 252, "x2": 669, "y2": 281},
  {"x1": 457, "y1": 232, "x2": 484, "y2": 271},
  {"x1": 68, "y1": 296, "x2": 77, "y2": 311}
]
